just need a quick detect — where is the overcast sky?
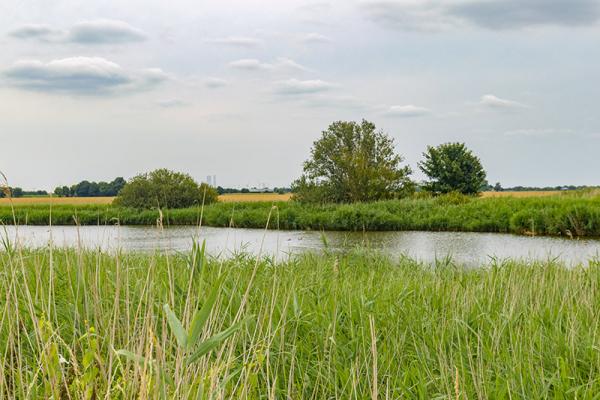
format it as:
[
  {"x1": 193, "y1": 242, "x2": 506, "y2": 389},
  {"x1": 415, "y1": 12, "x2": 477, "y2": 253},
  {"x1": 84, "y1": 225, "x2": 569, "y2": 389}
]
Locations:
[{"x1": 1, "y1": 0, "x2": 599, "y2": 190}]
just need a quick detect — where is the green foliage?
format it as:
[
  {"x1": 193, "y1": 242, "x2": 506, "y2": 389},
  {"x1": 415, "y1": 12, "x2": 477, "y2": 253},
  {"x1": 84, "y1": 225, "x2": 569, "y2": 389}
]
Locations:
[
  {"x1": 3, "y1": 192, "x2": 600, "y2": 237},
  {"x1": 419, "y1": 142, "x2": 487, "y2": 195},
  {"x1": 115, "y1": 169, "x2": 217, "y2": 209},
  {"x1": 292, "y1": 120, "x2": 413, "y2": 203},
  {"x1": 2, "y1": 248, "x2": 600, "y2": 397},
  {"x1": 55, "y1": 177, "x2": 126, "y2": 197}
]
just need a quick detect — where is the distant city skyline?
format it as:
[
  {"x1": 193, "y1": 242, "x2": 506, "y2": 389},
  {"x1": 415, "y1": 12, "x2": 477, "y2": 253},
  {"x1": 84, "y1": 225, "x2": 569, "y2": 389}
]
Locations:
[{"x1": 1, "y1": 0, "x2": 599, "y2": 190}]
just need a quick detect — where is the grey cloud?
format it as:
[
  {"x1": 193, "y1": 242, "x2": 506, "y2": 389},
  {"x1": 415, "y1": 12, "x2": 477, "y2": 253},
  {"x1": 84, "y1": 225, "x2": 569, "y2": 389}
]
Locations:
[
  {"x1": 8, "y1": 24, "x2": 64, "y2": 41},
  {"x1": 7, "y1": 20, "x2": 147, "y2": 44},
  {"x1": 451, "y1": 0, "x2": 600, "y2": 29},
  {"x1": 3, "y1": 57, "x2": 167, "y2": 95},
  {"x1": 361, "y1": 0, "x2": 600, "y2": 31},
  {"x1": 273, "y1": 78, "x2": 336, "y2": 95},
  {"x1": 68, "y1": 19, "x2": 147, "y2": 44}
]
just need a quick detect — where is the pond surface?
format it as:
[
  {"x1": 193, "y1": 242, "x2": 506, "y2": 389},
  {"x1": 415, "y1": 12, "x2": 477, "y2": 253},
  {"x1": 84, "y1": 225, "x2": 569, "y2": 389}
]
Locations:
[{"x1": 2, "y1": 225, "x2": 600, "y2": 266}]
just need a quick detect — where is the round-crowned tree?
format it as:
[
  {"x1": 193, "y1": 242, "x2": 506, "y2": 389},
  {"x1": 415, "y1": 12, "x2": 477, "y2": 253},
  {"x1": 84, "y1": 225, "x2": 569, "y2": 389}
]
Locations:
[
  {"x1": 292, "y1": 120, "x2": 413, "y2": 203},
  {"x1": 115, "y1": 169, "x2": 218, "y2": 209},
  {"x1": 418, "y1": 142, "x2": 487, "y2": 195}
]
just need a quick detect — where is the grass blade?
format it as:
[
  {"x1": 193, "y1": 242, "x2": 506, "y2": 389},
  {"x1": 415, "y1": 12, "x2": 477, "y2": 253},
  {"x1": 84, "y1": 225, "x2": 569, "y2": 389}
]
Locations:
[
  {"x1": 187, "y1": 317, "x2": 250, "y2": 364},
  {"x1": 188, "y1": 275, "x2": 225, "y2": 348},
  {"x1": 163, "y1": 304, "x2": 188, "y2": 349}
]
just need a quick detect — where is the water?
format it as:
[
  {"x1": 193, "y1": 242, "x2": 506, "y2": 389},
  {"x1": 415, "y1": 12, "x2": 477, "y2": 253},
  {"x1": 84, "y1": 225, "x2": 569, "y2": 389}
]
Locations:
[{"x1": 2, "y1": 225, "x2": 599, "y2": 266}]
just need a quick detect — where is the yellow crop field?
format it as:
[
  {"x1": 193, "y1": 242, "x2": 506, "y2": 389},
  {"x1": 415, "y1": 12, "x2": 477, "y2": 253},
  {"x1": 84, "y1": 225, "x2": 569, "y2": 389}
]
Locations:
[
  {"x1": 0, "y1": 197, "x2": 115, "y2": 205},
  {"x1": 481, "y1": 191, "x2": 562, "y2": 198},
  {"x1": 218, "y1": 193, "x2": 293, "y2": 202},
  {"x1": 0, "y1": 193, "x2": 292, "y2": 206}
]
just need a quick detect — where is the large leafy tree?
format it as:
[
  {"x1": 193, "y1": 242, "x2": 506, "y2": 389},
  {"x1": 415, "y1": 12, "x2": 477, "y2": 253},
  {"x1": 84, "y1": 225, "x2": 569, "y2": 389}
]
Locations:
[
  {"x1": 419, "y1": 142, "x2": 487, "y2": 195},
  {"x1": 115, "y1": 169, "x2": 218, "y2": 209},
  {"x1": 292, "y1": 120, "x2": 413, "y2": 203}
]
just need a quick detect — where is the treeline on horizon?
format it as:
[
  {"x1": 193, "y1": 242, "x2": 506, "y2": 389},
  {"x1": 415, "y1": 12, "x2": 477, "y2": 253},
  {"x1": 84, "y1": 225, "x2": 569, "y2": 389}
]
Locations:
[{"x1": 52, "y1": 177, "x2": 126, "y2": 197}]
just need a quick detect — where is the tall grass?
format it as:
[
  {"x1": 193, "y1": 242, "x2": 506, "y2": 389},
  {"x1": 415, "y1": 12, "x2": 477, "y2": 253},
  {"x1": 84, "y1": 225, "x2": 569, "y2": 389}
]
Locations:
[
  {"x1": 2, "y1": 192, "x2": 600, "y2": 237},
  {"x1": 1, "y1": 242, "x2": 600, "y2": 398}
]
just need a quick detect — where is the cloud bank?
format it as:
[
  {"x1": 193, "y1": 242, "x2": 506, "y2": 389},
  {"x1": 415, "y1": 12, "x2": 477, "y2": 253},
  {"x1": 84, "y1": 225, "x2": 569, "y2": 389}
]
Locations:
[
  {"x1": 3, "y1": 57, "x2": 167, "y2": 95},
  {"x1": 362, "y1": 0, "x2": 600, "y2": 31},
  {"x1": 8, "y1": 19, "x2": 147, "y2": 44}
]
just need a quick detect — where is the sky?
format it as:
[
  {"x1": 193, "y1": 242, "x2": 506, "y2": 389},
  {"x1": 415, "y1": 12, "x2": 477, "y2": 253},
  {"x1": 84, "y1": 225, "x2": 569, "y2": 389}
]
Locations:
[{"x1": 1, "y1": 0, "x2": 599, "y2": 190}]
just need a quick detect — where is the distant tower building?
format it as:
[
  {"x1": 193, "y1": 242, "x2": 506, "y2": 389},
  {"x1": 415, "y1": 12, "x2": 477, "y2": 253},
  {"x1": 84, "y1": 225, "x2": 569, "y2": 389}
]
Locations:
[
  {"x1": 206, "y1": 175, "x2": 212, "y2": 186},
  {"x1": 213, "y1": 175, "x2": 217, "y2": 187}
]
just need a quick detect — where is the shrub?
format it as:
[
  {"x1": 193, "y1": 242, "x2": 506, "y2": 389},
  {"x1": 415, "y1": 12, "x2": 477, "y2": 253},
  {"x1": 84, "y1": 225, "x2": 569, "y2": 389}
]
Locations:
[{"x1": 115, "y1": 169, "x2": 217, "y2": 209}]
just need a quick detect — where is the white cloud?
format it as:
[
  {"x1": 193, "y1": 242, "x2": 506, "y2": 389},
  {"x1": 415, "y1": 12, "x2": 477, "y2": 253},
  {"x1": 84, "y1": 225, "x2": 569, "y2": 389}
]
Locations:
[
  {"x1": 480, "y1": 94, "x2": 528, "y2": 109},
  {"x1": 206, "y1": 36, "x2": 263, "y2": 47},
  {"x1": 204, "y1": 77, "x2": 228, "y2": 88},
  {"x1": 273, "y1": 78, "x2": 336, "y2": 95},
  {"x1": 383, "y1": 104, "x2": 432, "y2": 117},
  {"x1": 229, "y1": 58, "x2": 311, "y2": 72},
  {"x1": 302, "y1": 32, "x2": 332, "y2": 44},
  {"x1": 7, "y1": 20, "x2": 147, "y2": 44},
  {"x1": 3, "y1": 57, "x2": 167, "y2": 95},
  {"x1": 229, "y1": 58, "x2": 269, "y2": 70}
]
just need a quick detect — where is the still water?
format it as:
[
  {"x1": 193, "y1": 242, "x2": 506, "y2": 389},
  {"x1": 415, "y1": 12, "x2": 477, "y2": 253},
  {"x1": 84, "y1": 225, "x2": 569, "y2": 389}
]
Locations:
[{"x1": 2, "y1": 225, "x2": 600, "y2": 266}]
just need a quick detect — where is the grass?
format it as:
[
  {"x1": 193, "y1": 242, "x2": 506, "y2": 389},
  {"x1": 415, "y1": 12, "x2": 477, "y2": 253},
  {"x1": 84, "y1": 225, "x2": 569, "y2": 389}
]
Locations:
[
  {"x1": 219, "y1": 193, "x2": 293, "y2": 202},
  {"x1": 1, "y1": 241, "x2": 600, "y2": 398},
  {"x1": 2, "y1": 191, "x2": 600, "y2": 237},
  {"x1": 480, "y1": 190, "x2": 563, "y2": 198}
]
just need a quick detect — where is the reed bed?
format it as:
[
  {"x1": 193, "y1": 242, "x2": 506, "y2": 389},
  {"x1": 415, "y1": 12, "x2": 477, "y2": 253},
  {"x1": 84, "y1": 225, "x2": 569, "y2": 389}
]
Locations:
[
  {"x1": 1, "y1": 240, "x2": 600, "y2": 398},
  {"x1": 2, "y1": 192, "x2": 600, "y2": 237}
]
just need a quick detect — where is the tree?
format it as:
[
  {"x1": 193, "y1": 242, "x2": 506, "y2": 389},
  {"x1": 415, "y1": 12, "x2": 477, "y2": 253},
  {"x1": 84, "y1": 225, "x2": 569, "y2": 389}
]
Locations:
[
  {"x1": 115, "y1": 169, "x2": 218, "y2": 209},
  {"x1": 418, "y1": 142, "x2": 487, "y2": 195},
  {"x1": 292, "y1": 120, "x2": 413, "y2": 203},
  {"x1": 493, "y1": 182, "x2": 503, "y2": 192}
]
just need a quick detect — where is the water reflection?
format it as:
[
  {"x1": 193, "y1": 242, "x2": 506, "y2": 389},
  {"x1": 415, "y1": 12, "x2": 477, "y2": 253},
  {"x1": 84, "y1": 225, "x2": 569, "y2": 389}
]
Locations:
[{"x1": 2, "y1": 225, "x2": 599, "y2": 266}]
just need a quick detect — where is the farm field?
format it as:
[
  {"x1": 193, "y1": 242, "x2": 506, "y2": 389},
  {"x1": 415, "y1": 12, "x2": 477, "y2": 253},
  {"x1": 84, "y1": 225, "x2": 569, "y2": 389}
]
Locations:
[
  {"x1": 0, "y1": 193, "x2": 293, "y2": 205},
  {"x1": 0, "y1": 196, "x2": 115, "y2": 205},
  {"x1": 1, "y1": 248, "x2": 599, "y2": 398}
]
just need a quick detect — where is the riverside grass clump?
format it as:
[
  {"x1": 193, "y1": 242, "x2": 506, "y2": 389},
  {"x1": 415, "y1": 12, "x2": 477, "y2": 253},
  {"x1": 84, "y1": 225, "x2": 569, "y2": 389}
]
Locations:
[
  {"x1": 2, "y1": 191, "x2": 600, "y2": 237},
  {"x1": 2, "y1": 245, "x2": 600, "y2": 398}
]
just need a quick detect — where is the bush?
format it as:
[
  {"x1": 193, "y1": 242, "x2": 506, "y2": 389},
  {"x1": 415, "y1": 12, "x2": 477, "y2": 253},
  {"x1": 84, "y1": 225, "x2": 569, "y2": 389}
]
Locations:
[{"x1": 115, "y1": 169, "x2": 217, "y2": 209}]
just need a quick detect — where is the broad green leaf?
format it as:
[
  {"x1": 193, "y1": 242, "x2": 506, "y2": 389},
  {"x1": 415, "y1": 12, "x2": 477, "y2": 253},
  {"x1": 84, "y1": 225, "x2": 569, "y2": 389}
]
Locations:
[
  {"x1": 187, "y1": 317, "x2": 249, "y2": 364},
  {"x1": 115, "y1": 349, "x2": 150, "y2": 367},
  {"x1": 163, "y1": 304, "x2": 187, "y2": 348},
  {"x1": 188, "y1": 275, "x2": 225, "y2": 348}
]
